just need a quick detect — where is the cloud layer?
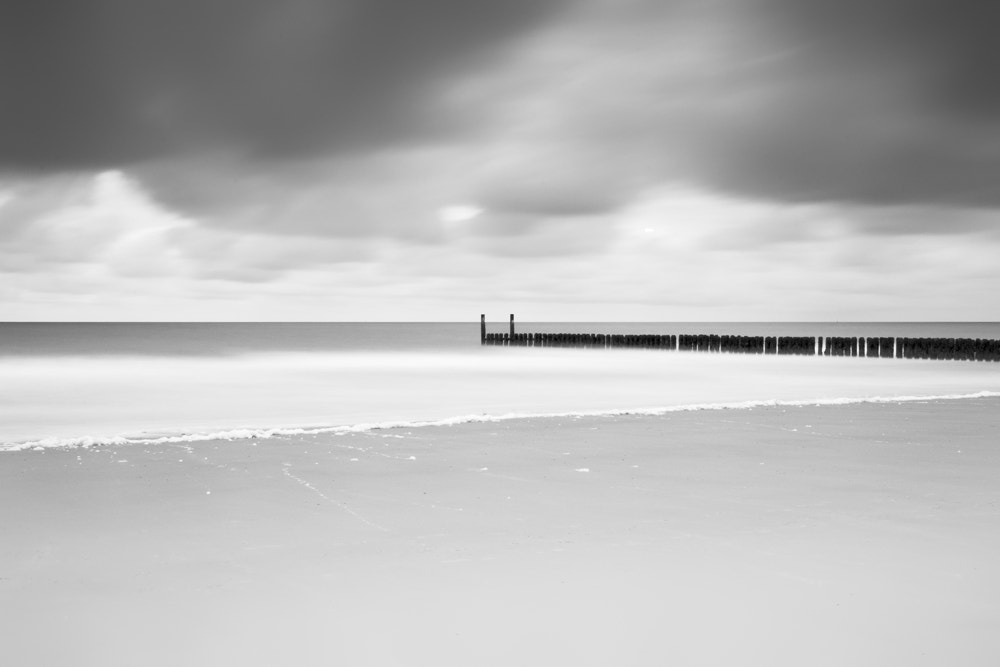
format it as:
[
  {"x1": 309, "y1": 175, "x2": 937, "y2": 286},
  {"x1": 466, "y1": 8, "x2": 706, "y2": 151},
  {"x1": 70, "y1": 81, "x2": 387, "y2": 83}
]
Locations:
[
  {"x1": 1, "y1": 0, "x2": 998, "y2": 319},
  {"x1": 0, "y1": 0, "x2": 567, "y2": 167}
]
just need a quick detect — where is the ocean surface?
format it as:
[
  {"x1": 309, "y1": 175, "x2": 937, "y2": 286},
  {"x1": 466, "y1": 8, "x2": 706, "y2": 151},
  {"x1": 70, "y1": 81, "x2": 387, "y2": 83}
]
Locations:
[{"x1": 2, "y1": 322, "x2": 999, "y2": 450}]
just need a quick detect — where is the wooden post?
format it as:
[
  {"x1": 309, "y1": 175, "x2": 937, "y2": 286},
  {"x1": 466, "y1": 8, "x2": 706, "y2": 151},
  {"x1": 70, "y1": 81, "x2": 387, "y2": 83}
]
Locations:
[
  {"x1": 510, "y1": 314, "x2": 515, "y2": 339},
  {"x1": 480, "y1": 314, "x2": 486, "y2": 345}
]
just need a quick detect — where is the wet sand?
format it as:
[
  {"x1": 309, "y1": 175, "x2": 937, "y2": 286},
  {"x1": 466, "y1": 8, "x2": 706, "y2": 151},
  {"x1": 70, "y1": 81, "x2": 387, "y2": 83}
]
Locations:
[{"x1": 2, "y1": 397, "x2": 999, "y2": 666}]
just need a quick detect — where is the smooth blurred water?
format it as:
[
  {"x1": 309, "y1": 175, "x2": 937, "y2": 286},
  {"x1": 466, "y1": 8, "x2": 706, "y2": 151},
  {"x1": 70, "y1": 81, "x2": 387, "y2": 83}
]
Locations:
[
  {"x1": 2, "y1": 323, "x2": 999, "y2": 448},
  {"x1": 4, "y1": 322, "x2": 1000, "y2": 356}
]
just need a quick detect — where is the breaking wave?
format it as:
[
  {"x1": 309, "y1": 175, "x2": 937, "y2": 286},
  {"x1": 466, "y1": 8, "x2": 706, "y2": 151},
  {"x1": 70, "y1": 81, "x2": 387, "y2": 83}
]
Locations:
[{"x1": 5, "y1": 390, "x2": 999, "y2": 452}]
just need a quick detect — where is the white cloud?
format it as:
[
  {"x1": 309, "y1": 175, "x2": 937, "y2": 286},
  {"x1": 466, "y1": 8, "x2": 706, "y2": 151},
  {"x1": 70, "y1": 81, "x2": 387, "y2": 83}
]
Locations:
[
  {"x1": 3, "y1": 170, "x2": 999, "y2": 320},
  {"x1": 438, "y1": 205, "x2": 483, "y2": 223}
]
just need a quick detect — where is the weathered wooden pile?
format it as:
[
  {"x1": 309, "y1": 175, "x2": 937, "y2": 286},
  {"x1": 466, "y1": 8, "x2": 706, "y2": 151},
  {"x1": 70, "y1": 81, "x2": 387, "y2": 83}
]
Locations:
[
  {"x1": 893, "y1": 336, "x2": 1000, "y2": 361},
  {"x1": 480, "y1": 315, "x2": 1000, "y2": 361},
  {"x1": 485, "y1": 332, "x2": 677, "y2": 348}
]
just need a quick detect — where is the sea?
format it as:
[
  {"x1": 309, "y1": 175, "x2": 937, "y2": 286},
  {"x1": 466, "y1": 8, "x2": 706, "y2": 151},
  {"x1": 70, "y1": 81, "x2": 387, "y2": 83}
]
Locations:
[{"x1": 2, "y1": 322, "x2": 999, "y2": 450}]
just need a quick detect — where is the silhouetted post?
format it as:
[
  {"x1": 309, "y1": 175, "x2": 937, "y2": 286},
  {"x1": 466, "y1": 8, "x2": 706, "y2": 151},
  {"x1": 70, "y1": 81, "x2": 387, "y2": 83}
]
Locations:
[
  {"x1": 509, "y1": 314, "x2": 515, "y2": 339},
  {"x1": 481, "y1": 314, "x2": 486, "y2": 345}
]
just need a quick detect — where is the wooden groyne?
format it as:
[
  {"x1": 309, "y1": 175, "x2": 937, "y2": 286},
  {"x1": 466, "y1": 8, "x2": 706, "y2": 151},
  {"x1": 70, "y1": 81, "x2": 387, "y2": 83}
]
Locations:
[{"x1": 480, "y1": 315, "x2": 1000, "y2": 362}]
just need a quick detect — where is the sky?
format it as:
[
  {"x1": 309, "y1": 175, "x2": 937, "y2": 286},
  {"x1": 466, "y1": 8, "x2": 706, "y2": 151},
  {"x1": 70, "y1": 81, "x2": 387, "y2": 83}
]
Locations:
[{"x1": 1, "y1": 0, "x2": 998, "y2": 321}]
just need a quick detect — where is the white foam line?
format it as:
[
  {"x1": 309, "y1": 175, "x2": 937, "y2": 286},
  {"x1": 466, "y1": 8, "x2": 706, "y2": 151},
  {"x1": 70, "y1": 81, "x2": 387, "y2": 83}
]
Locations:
[{"x1": 4, "y1": 390, "x2": 999, "y2": 452}]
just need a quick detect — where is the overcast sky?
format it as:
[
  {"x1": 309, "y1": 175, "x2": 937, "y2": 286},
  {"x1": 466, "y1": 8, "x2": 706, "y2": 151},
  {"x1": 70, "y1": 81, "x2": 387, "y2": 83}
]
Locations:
[{"x1": 2, "y1": 0, "x2": 998, "y2": 321}]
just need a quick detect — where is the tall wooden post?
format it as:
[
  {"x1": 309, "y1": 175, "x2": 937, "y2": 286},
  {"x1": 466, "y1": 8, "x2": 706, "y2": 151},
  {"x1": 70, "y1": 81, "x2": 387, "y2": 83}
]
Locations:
[
  {"x1": 510, "y1": 314, "x2": 515, "y2": 338},
  {"x1": 480, "y1": 314, "x2": 486, "y2": 345}
]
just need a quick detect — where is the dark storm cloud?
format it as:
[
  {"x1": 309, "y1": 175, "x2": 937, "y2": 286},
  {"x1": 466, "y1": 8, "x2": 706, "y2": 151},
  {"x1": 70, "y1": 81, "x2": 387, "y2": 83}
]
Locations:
[
  {"x1": 446, "y1": 0, "x2": 1000, "y2": 213},
  {"x1": 459, "y1": 211, "x2": 616, "y2": 257},
  {"x1": 0, "y1": 0, "x2": 566, "y2": 169},
  {"x1": 472, "y1": 147, "x2": 643, "y2": 219},
  {"x1": 5, "y1": 0, "x2": 1000, "y2": 246},
  {"x1": 764, "y1": 0, "x2": 1000, "y2": 120},
  {"x1": 679, "y1": 0, "x2": 1000, "y2": 207},
  {"x1": 478, "y1": 188, "x2": 623, "y2": 219}
]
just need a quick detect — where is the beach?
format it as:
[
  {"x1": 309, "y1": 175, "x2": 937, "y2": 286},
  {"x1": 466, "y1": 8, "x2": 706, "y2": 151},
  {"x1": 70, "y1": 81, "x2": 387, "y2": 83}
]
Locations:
[
  {"x1": 6, "y1": 0, "x2": 1000, "y2": 660},
  {"x1": 2, "y1": 396, "x2": 998, "y2": 666}
]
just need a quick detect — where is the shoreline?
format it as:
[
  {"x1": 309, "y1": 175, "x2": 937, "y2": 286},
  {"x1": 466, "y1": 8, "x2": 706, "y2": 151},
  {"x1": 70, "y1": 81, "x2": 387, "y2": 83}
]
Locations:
[
  {"x1": 5, "y1": 389, "x2": 1000, "y2": 452},
  {"x1": 2, "y1": 397, "x2": 999, "y2": 665}
]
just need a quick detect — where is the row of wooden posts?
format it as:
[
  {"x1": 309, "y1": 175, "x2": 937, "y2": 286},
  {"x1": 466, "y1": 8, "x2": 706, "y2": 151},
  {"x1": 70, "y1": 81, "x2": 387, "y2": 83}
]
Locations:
[{"x1": 480, "y1": 315, "x2": 1000, "y2": 362}]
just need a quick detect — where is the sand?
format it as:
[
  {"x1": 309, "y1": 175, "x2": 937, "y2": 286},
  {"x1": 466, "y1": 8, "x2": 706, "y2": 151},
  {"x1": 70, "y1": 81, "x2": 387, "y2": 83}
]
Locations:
[{"x1": 2, "y1": 397, "x2": 999, "y2": 666}]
